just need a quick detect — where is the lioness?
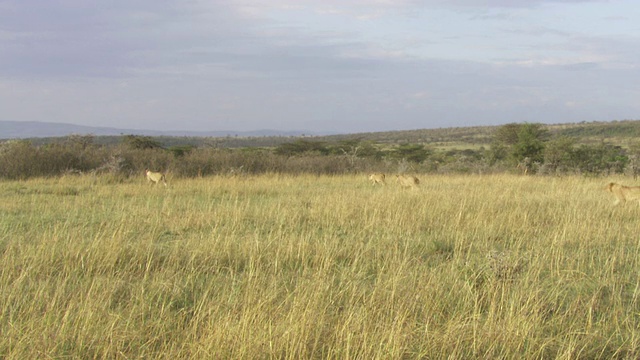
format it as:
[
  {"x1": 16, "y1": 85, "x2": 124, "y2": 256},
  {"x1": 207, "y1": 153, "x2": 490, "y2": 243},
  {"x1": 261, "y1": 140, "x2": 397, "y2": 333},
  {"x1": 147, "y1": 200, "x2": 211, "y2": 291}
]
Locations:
[
  {"x1": 146, "y1": 169, "x2": 167, "y2": 186},
  {"x1": 396, "y1": 174, "x2": 420, "y2": 189},
  {"x1": 606, "y1": 182, "x2": 640, "y2": 205},
  {"x1": 368, "y1": 173, "x2": 386, "y2": 186}
]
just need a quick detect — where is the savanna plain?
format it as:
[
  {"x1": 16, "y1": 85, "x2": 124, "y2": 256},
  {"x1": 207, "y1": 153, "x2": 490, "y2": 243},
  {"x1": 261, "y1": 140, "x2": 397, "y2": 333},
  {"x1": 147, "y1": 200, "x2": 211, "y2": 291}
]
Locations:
[{"x1": 1, "y1": 174, "x2": 640, "y2": 359}]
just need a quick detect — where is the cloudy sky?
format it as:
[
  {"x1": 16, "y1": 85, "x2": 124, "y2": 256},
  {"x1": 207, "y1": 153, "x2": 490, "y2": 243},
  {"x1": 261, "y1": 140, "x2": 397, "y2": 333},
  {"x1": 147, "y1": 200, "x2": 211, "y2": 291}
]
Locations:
[{"x1": 1, "y1": 0, "x2": 639, "y2": 134}]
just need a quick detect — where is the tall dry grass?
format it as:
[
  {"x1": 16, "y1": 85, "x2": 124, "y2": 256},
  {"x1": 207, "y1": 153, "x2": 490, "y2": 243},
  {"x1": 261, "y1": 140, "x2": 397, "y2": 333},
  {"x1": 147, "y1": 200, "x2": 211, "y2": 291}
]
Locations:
[{"x1": 1, "y1": 173, "x2": 639, "y2": 359}]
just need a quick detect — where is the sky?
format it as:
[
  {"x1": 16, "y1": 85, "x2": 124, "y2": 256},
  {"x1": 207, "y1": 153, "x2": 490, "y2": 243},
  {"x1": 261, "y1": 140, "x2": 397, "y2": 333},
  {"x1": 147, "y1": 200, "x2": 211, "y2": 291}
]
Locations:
[{"x1": 1, "y1": 0, "x2": 639, "y2": 134}]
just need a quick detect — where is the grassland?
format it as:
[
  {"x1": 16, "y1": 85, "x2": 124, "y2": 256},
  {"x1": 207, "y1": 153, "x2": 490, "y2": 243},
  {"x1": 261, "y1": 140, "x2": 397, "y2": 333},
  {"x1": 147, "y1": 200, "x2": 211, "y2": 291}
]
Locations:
[{"x1": 1, "y1": 174, "x2": 640, "y2": 359}]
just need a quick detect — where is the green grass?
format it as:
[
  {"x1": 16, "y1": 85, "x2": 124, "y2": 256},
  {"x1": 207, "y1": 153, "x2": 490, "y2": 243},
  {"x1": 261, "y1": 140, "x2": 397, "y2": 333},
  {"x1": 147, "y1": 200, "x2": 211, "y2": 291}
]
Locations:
[{"x1": 1, "y1": 174, "x2": 639, "y2": 358}]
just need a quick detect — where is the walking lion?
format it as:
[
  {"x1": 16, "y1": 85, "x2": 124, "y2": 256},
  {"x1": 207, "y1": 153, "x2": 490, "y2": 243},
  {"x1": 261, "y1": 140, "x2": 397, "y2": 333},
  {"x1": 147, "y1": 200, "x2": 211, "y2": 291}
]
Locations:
[
  {"x1": 606, "y1": 182, "x2": 640, "y2": 205},
  {"x1": 146, "y1": 169, "x2": 167, "y2": 187},
  {"x1": 368, "y1": 173, "x2": 386, "y2": 186},
  {"x1": 396, "y1": 174, "x2": 420, "y2": 189}
]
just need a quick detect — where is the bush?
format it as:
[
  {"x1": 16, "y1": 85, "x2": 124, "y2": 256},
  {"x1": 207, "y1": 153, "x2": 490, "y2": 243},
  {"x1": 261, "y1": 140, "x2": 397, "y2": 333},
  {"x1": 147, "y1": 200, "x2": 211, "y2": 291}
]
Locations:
[
  {"x1": 0, "y1": 139, "x2": 107, "y2": 179},
  {"x1": 0, "y1": 140, "x2": 40, "y2": 179},
  {"x1": 0, "y1": 132, "x2": 633, "y2": 180},
  {"x1": 572, "y1": 144, "x2": 627, "y2": 176}
]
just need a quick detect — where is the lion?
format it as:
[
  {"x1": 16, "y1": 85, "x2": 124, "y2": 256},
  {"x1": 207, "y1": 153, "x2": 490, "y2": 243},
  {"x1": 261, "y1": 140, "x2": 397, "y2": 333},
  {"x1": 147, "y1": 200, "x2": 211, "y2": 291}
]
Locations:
[
  {"x1": 146, "y1": 169, "x2": 167, "y2": 186},
  {"x1": 606, "y1": 182, "x2": 640, "y2": 205},
  {"x1": 368, "y1": 173, "x2": 386, "y2": 186},
  {"x1": 396, "y1": 174, "x2": 420, "y2": 189}
]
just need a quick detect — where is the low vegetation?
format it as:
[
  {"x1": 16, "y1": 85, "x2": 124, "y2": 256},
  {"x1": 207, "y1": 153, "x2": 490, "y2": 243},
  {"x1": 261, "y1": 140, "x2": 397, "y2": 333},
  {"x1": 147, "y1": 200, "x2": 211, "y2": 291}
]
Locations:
[
  {"x1": 3, "y1": 120, "x2": 640, "y2": 180},
  {"x1": 1, "y1": 174, "x2": 639, "y2": 358}
]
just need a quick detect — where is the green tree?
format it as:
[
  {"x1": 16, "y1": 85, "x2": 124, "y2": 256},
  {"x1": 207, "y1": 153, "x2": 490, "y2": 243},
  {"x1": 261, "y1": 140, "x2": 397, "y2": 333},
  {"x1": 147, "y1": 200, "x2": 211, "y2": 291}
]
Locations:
[
  {"x1": 486, "y1": 142, "x2": 508, "y2": 165},
  {"x1": 65, "y1": 134, "x2": 96, "y2": 150},
  {"x1": 491, "y1": 123, "x2": 549, "y2": 167},
  {"x1": 123, "y1": 135, "x2": 163, "y2": 150},
  {"x1": 512, "y1": 123, "x2": 548, "y2": 163},
  {"x1": 329, "y1": 139, "x2": 360, "y2": 156},
  {"x1": 543, "y1": 136, "x2": 575, "y2": 172},
  {"x1": 392, "y1": 144, "x2": 431, "y2": 163},
  {"x1": 493, "y1": 123, "x2": 522, "y2": 146},
  {"x1": 572, "y1": 143, "x2": 627, "y2": 175}
]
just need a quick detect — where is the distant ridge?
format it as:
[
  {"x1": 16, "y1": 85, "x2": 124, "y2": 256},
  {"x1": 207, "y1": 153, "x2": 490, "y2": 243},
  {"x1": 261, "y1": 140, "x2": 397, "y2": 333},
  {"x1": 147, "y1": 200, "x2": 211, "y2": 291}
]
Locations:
[
  {"x1": 3, "y1": 119, "x2": 640, "y2": 147},
  {"x1": 0, "y1": 120, "x2": 323, "y2": 139}
]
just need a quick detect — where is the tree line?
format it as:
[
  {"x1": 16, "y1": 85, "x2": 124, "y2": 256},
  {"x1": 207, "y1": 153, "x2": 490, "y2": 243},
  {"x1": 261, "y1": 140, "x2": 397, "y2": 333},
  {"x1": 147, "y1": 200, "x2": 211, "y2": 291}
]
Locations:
[{"x1": 0, "y1": 123, "x2": 638, "y2": 180}]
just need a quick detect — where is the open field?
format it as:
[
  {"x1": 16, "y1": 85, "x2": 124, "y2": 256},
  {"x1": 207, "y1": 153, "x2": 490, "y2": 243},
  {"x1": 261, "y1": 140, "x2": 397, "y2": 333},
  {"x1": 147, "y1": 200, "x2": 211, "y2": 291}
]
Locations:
[{"x1": 1, "y1": 174, "x2": 640, "y2": 358}]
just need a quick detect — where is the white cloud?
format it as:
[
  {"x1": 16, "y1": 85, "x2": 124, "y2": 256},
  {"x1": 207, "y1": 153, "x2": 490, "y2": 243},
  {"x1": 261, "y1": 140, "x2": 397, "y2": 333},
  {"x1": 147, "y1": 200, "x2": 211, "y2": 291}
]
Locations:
[
  {"x1": 430, "y1": 0, "x2": 607, "y2": 8},
  {"x1": 0, "y1": 0, "x2": 638, "y2": 133}
]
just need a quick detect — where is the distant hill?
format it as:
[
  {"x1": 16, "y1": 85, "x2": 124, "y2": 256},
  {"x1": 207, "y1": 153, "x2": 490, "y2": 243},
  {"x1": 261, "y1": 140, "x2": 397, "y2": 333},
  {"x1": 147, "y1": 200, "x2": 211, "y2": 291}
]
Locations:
[
  {"x1": 314, "y1": 120, "x2": 640, "y2": 147},
  {"x1": 0, "y1": 120, "x2": 319, "y2": 139},
  {"x1": 3, "y1": 119, "x2": 640, "y2": 150}
]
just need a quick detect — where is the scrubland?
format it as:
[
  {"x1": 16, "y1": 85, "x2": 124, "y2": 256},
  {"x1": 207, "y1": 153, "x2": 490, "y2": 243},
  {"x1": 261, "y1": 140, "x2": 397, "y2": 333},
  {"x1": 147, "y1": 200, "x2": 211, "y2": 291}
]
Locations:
[{"x1": 1, "y1": 174, "x2": 639, "y2": 359}]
